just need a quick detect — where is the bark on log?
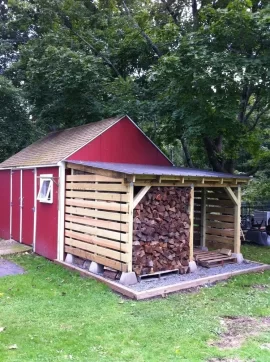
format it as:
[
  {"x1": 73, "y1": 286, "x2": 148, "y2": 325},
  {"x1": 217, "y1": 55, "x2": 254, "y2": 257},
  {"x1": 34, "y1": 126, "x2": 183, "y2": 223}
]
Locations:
[{"x1": 132, "y1": 186, "x2": 191, "y2": 275}]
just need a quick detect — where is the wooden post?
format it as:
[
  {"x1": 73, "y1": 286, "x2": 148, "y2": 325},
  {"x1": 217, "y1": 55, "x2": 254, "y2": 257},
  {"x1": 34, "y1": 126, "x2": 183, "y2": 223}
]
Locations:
[
  {"x1": 127, "y1": 182, "x2": 134, "y2": 272},
  {"x1": 189, "y1": 185, "x2": 195, "y2": 261},
  {"x1": 200, "y1": 188, "x2": 207, "y2": 248},
  {"x1": 234, "y1": 186, "x2": 241, "y2": 254}
]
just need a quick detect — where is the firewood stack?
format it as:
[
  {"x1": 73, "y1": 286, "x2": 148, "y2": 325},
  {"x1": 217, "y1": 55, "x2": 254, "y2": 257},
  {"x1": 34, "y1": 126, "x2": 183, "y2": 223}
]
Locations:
[{"x1": 133, "y1": 186, "x2": 191, "y2": 275}]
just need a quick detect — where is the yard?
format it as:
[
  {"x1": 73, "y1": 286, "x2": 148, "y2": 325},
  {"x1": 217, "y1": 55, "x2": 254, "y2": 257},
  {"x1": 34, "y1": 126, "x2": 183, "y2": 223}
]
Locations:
[{"x1": 0, "y1": 244, "x2": 269, "y2": 362}]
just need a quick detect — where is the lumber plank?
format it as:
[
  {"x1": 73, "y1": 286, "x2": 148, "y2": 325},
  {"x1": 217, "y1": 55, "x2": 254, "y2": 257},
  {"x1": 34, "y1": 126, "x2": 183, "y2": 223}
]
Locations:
[
  {"x1": 234, "y1": 186, "x2": 241, "y2": 254},
  {"x1": 66, "y1": 182, "x2": 128, "y2": 192},
  {"x1": 65, "y1": 237, "x2": 128, "y2": 262},
  {"x1": 65, "y1": 214, "x2": 129, "y2": 232},
  {"x1": 66, "y1": 162, "x2": 126, "y2": 179},
  {"x1": 65, "y1": 221, "x2": 129, "y2": 242},
  {"x1": 66, "y1": 198, "x2": 129, "y2": 212},
  {"x1": 207, "y1": 220, "x2": 235, "y2": 229},
  {"x1": 65, "y1": 230, "x2": 128, "y2": 252},
  {"x1": 65, "y1": 246, "x2": 128, "y2": 272},
  {"x1": 206, "y1": 206, "x2": 234, "y2": 215},
  {"x1": 206, "y1": 226, "x2": 234, "y2": 238},
  {"x1": 66, "y1": 190, "x2": 129, "y2": 202},
  {"x1": 206, "y1": 214, "x2": 234, "y2": 223},
  {"x1": 65, "y1": 206, "x2": 129, "y2": 222},
  {"x1": 189, "y1": 186, "x2": 195, "y2": 261},
  {"x1": 133, "y1": 186, "x2": 151, "y2": 209},
  {"x1": 66, "y1": 175, "x2": 123, "y2": 182},
  {"x1": 205, "y1": 234, "x2": 234, "y2": 245},
  {"x1": 206, "y1": 199, "x2": 234, "y2": 207}
]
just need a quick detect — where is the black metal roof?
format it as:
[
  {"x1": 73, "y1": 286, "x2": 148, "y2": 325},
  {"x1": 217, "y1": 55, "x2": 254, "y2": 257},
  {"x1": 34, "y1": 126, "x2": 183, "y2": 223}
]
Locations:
[{"x1": 67, "y1": 161, "x2": 249, "y2": 180}]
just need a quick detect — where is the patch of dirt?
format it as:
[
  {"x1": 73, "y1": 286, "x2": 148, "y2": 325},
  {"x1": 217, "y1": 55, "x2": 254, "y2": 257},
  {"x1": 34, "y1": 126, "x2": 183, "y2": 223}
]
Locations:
[
  {"x1": 209, "y1": 316, "x2": 270, "y2": 349},
  {"x1": 252, "y1": 284, "x2": 269, "y2": 290}
]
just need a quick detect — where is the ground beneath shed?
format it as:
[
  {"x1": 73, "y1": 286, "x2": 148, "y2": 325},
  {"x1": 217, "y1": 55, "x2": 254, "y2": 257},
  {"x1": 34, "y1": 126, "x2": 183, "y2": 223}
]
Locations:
[
  {"x1": 0, "y1": 258, "x2": 24, "y2": 277},
  {"x1": 119, "y1": 261, "x2": 263, "y2": 292}
]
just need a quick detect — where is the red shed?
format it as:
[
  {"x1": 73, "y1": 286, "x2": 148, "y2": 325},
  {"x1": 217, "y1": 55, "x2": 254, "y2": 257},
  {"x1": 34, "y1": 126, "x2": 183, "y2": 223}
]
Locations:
[{"x1": 0, "y1": 116, "x2": 171, "y2": 260}]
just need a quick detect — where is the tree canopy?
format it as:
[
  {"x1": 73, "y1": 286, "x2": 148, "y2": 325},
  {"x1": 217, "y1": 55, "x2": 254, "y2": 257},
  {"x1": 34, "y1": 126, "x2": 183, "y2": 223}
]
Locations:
[{"x1": 0, "y1": 0, "x2": 270, "y2": 198}]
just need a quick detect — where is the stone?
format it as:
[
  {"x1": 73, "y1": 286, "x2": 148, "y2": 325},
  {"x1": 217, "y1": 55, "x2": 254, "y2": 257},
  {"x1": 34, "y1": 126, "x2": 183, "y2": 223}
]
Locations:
[
  {"x1": 65, "y1": 253, "x2": 74, "y2": 264},
  {"x1": 188, "y1": 260, "x2": 197, "y2": 273},
  {"x1": 119, "y1": 272, "x2": 138, "y2": 286},
  {"x1": 232, "y1": 252, "x2": 244, "y2": 264},
  {"x1": 89, "y1": 262, "x2": 104, "y2": 274},
  {"x1": 197, "y1": 246, "x2": 208, "y2": 252}
]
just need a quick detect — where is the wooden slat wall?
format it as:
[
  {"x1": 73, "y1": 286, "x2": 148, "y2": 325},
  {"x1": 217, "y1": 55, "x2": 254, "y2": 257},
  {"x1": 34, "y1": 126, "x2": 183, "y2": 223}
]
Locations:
[
  {"x1": 205, "y1": 189, "x2": 235, "y2": 250},
  {"x1": 194, "y1": 189, "x2": 202, "y2": 246},
  {"x1": 65, "y1": 173, "x2": 131, "y2": 272}
]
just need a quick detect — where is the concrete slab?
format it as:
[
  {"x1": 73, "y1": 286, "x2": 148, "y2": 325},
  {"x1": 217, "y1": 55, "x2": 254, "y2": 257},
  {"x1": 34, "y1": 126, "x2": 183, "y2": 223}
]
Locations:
[
  {"x1": 0, "y1": 239, "x2": 32, "y2": 256},
  {"x1": 0, "y1": 259, "x2": 24, "y2": 277}
]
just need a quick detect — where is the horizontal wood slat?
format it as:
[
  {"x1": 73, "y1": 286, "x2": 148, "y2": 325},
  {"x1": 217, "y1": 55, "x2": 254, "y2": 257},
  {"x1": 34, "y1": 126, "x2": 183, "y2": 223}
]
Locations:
[
  {"x1": 206, "y1": 214, "x2": 234, "y2": 223},
  {"x1": 65, "y1": 237, "x2": 128, "y2": 263},
  {"x1": 65, "y1": 230, "x2": 128, "y2": 252},
  {"x1": 206, "y1": 226, "x2": 234, "y2": 238},
  {"x1": 66, "y1": 198, "x2": 128, "y2": 212},
  {"x1": 65, "y1": 246, "x2": 128, "y2": 272},
  {"x1": 206, "y1": 199, "x2": 234, "y2": 207},
  {"x1": 65, "y1": 214, "x2": 129, "y2": 233},
  {"x1": 66, "y1": 175, "x2": 123, "y2": 182},
  {"x1": 206, "y1": 206, "x2": 234, "y2": 215},
  {"x1": 65, "y1": 221, "x2": 129, "y2": 243},
  {"x1": 66, "y1": 190, "x2": 129, "y2": 202},
  {"x1": 206, "y1": 234, "x2": 234, "y2": 245},
  {"x1": 66, "y1": 182, "x2": 128, "y2": 192},
  {"x1": 65, "y1": 206, "x2": 129, "y2": 222},
  {"x1": 207, "y1": 220, "x2": 235, "y2": 229}
]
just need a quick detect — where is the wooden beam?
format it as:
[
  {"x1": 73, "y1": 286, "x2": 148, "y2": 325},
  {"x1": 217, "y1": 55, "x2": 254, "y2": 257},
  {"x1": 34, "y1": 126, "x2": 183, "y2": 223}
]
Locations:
[
  {"x1": 133, "y1": 186, "x2": 151, "y2": 209},
  {"x1": 234, "y1": 186, "x2": 241, "y2": 254},
  {"x1": 189, "y1": 185, "x2": 195, "y2": 261},
  {"x1": 200, "y1": 188, "x2": 207, "y2": 248},
  {"x1": 66, "y1": 162, "x2": 127, "y2": 180},
  {"x1": 224, "y1": 187, "x2": 238, "y2": 206},
  {"x1": 127, "y1": 182, "x2": 134, "y2": 272}
]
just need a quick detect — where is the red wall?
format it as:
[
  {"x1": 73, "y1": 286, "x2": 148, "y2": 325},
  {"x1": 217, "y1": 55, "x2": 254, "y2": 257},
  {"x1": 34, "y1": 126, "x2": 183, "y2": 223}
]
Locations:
[
  {"x1": 68, "y1": 117, "x2": 172, "y2": 166},
  {"x1": 22, "y1": 169, "x2": 35, "y2": 245},
  {"x1": 36, "y1": 167, "x2": 58, "y2": 260},
  {"x1": 11, "y1": 170, "x2": 21, "y2": 242},
  {"x1": 0, "y1": 170, "x2": 11, "y2": 240}
]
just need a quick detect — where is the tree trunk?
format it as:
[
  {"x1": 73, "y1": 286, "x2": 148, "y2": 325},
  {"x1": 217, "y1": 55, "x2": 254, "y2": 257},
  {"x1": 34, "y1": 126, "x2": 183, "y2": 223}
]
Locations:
[{"x1": 180, "y1": 137, "x2": 194, "y2": 168}]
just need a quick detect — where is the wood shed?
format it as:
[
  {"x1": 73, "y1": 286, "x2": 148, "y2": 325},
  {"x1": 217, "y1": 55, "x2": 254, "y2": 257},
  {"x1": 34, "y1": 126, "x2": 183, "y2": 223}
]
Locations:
[{"x1": 64, "y1": 161, "x2": 249, "y2": 282}]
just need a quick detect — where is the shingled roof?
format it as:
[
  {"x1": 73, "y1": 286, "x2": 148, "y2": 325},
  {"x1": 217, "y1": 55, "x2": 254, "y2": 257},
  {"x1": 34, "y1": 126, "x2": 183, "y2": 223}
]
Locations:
[{"x1": 0, "y1": 116, "x2": 122, "y2": 168}]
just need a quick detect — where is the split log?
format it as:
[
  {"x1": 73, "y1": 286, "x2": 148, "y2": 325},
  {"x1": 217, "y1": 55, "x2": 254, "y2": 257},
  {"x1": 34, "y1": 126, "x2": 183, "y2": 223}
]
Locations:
[{"x1": 132, "y1": 186, "x2": 191, "y2": 275}]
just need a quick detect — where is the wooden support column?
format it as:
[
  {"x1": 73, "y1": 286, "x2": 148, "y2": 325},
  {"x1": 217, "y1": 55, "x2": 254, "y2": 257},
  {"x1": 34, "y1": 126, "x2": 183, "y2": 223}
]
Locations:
[
  {"x1": 127, "y1": 182, "x2": 134, "y2": 272},
  {"x1": 200, "y1": 188, "x2": 207, "y2": 248},
  {"x1": 189, "y1": 185, "x2": 195, "y2": 261},
  {"x1": 234, "y1": 186, "x2": 241, "y2": 254}
]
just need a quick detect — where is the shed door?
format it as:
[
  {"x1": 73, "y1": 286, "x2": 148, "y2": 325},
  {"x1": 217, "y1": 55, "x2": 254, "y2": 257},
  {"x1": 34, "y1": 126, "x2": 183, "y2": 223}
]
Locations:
[
  {"x1": 21, "y1": 170, "x2": 35, "y2": 245},
  {"x1": 11, "y1": 170, "x2": 21, "y2": 242}
]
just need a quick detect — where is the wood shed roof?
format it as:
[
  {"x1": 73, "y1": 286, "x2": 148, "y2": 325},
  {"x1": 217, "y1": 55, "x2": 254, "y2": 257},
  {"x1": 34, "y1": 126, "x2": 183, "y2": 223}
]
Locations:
[
  {"x1": 0, "y1": 117, "x2": 122, "y2": 168},
  {"x1": 67, "y1": 161, "x2": 250, "y2": 185}
]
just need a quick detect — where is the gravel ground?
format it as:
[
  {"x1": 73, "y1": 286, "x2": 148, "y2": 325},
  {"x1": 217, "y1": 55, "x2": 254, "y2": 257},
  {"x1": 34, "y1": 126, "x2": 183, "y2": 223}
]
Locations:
[
  {"x1": 0, "y1": 239, "x2": 19, "y2": 247},
  {"x1": 116, "y1": 261, "x2": 264, "y2": 292}
]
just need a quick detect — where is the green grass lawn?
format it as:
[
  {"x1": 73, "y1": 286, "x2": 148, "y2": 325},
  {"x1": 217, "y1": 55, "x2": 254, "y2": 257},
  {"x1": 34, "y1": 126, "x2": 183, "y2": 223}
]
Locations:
[{"x1": 0, "y1": 244, "x2": 270, "y2": 362}]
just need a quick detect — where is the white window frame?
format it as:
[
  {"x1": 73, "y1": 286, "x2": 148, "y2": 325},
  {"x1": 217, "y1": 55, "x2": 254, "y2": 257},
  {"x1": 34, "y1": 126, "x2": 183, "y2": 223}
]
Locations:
[{"x1": 37, "y1": 174, "x2": 53, "y2": 204}]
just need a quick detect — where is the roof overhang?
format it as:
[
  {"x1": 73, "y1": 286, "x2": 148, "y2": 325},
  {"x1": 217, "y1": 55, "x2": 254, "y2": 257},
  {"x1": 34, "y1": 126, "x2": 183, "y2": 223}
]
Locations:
[{"x1": 66, "y1": 160, "x2": 250, "y2": 187}]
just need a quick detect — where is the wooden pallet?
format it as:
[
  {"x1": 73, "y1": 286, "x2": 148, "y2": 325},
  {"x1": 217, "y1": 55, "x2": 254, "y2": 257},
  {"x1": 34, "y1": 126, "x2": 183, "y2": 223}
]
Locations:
[
  {"x1": 138, "y1": 269, "x2": 179, "y2": 281},
  {"x1": 194, "y1": 249, "x2": 237, "y2": 268}
]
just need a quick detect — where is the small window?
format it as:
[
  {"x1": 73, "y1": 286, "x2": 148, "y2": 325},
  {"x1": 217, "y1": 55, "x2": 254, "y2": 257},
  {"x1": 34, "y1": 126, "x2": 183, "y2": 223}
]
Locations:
[{"x1": 37, "y1": 175, "x2": 53, "y2": 203}]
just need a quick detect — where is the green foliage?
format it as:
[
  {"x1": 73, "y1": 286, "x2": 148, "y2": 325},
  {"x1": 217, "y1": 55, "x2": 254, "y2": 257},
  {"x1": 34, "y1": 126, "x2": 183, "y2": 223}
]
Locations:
[{"x1": 0, "y1": 76, "x2": 33, "y2": 162}]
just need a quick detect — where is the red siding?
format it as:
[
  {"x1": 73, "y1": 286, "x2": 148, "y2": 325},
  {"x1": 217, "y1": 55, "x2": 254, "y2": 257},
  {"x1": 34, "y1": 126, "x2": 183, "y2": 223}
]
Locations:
[
  {"x1": 22, "y1": 169, "x2": 35, "y2": 245},
  {"x1": 0, "y1": 170, "x2": 11, "y2": 239},
  {"x1": 11, "y1": 170, "x2": 21, "y2": 242},
  {"x1": 68, "y1": 117, "x2": 172, "y2": 165},
  {"x1": 36, "y1": 167, "x2": 58, "y2": 260}
]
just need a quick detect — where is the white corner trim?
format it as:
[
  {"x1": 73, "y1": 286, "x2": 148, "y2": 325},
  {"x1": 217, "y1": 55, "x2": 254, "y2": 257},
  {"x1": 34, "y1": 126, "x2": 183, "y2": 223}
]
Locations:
[
  {"x1": 33, "y1": 168, "x2": 37, "y2": 252},
  {"x1": 57, "y1": 162, "x2": 66, "y2": 261}
]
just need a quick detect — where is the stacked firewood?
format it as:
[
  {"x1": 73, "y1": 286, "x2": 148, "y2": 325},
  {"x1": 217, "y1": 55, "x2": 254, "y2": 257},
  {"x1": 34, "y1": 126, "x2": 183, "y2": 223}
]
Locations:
[{"x1": 133, "y1": 186, "x2": 191, "y2": 275}]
